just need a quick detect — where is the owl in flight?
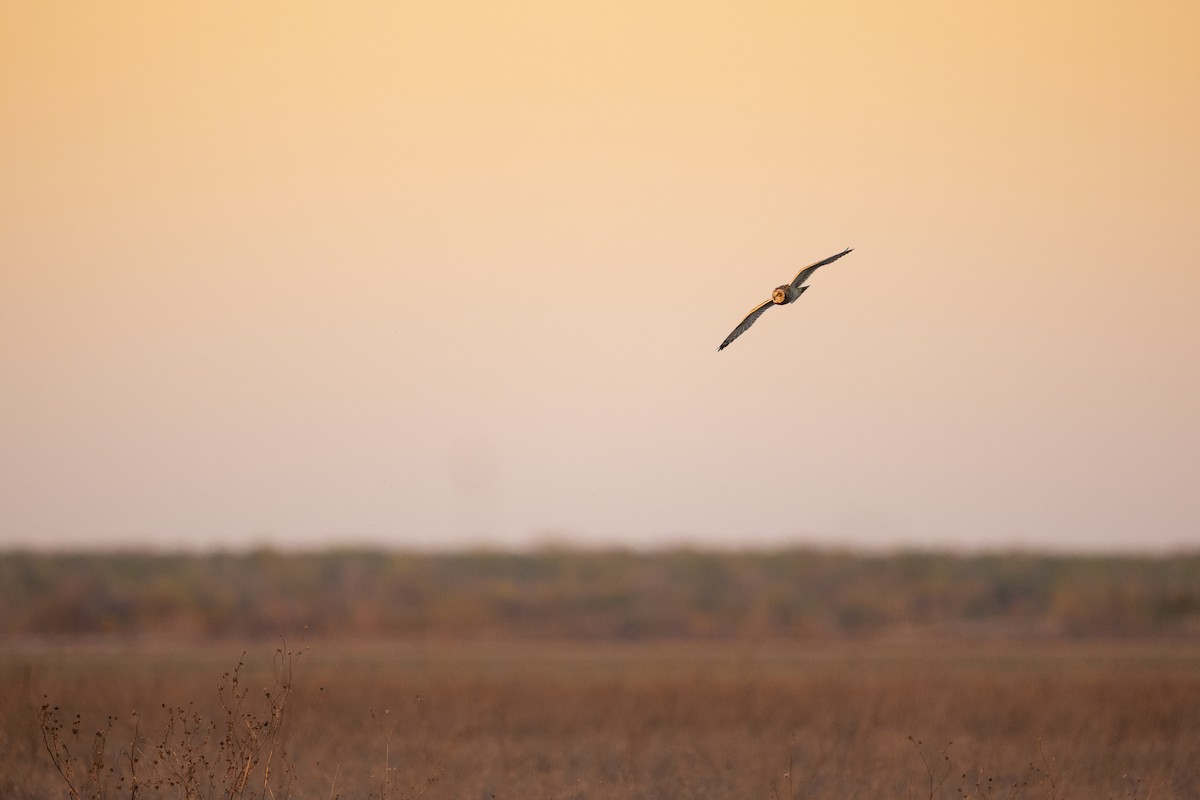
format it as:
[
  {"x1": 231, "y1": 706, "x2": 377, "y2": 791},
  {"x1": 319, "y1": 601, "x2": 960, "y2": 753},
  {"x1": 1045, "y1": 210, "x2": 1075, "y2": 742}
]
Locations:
[{"x1": 717, "y1": 247, "x2": 853, "y2": 351}]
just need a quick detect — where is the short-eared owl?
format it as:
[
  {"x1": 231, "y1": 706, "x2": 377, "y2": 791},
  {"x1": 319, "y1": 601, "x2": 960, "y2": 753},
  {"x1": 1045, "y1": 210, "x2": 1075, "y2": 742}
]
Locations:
[{"x1": 717, "y1": 247, "x2": 853, "y2": 351}]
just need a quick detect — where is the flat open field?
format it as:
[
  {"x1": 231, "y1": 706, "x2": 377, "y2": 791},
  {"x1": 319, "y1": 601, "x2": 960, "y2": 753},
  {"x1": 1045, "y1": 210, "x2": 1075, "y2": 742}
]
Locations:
[{"x1": 4, "y1": 640, "x2": 1199, "y2": 799}]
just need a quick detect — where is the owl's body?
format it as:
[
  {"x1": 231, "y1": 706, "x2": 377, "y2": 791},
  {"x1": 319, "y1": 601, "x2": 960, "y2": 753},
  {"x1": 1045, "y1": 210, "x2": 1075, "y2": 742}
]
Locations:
[
  {"x1": 718, "y1": 248, "x2": 852, "y2": 351},
  {"x1": 771, "y1": 284, "x2": 806, "y2": 305}
]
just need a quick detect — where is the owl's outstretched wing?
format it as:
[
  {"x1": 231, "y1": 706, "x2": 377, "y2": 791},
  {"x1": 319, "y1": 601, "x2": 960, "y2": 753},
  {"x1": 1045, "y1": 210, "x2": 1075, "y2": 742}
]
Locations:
[
  {"x1": 789, "y1": 247, "x2": 853, "y2": 289},
  {"x1": 718, "y1": 299, "x2": 774, "y2": 351}
]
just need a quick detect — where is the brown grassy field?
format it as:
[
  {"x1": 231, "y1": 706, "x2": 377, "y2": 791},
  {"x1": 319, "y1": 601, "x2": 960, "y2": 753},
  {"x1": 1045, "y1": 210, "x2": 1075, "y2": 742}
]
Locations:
[{"x1": 3, "y1": 639, "x2": 1199, "y2": 799}]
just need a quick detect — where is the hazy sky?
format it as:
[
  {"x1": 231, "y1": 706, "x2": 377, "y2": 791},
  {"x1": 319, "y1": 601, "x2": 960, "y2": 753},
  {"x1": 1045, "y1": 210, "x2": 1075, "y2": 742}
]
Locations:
[{"x1": 3, "y1": 2, "x2": 1198, "y2": 552}]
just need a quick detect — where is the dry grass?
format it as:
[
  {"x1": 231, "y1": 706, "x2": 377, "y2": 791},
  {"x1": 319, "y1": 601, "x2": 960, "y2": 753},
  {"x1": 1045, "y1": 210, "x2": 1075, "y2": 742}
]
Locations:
[{"x1": 4, "y1": 639, "x2": 1199, "y2": 799}]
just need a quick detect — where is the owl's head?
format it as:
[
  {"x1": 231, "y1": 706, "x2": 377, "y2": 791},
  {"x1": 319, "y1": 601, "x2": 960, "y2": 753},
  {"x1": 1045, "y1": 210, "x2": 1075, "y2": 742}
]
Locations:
[{"x1": 772, "y1": 287, "x2": 788, "y2": 304}]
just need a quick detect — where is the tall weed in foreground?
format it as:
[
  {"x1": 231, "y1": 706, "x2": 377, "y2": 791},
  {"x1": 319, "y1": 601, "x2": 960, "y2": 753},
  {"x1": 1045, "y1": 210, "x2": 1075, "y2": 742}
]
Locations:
[
  {"x1": 904, "y1": 735, "x2": 1072, "y2": 800},
  {"x1": 38, "y1": 642, "x2": 303, "y2": 800}
]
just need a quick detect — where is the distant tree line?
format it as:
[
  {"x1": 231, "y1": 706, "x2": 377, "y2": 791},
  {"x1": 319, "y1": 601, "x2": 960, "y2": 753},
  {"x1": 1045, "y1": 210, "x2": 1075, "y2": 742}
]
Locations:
[{"x1": 1, "y1": 548, "x2": 1197, "y2": 641}]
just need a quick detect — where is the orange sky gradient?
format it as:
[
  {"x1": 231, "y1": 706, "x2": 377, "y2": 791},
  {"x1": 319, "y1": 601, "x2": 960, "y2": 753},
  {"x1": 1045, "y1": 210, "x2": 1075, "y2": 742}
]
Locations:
[{"x1": 2, "y1": 2, "x2": 1198, "y2": 551}]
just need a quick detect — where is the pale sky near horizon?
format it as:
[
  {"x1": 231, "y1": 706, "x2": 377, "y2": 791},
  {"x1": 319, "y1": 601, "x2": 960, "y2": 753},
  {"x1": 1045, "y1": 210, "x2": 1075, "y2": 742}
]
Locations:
[{"x1": 3, "y1": 2, "x2": 1198, "y2": 553}]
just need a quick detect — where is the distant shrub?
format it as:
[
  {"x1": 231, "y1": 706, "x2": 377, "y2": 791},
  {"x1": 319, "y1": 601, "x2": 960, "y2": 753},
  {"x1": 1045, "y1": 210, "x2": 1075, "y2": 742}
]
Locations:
[{"x1": 2, "y1": 548, "x2": 1198, "y2": 640}]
